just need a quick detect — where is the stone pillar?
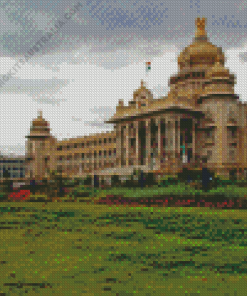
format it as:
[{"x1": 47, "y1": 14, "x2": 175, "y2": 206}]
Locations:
[
  {"x1": 167, "y1": 120, "x2": 171, "y2": 162},
  {"x1": 192, "y1": 118, "x2": 196, "y2": 163},
  {"x1": 160, "y1": 117, "x2": 166, "y2": 165},
  {"x1": 157, "y1": 117, "x2": 161, "y2": 169},
  {"x1": 135, "y1": 121, "x2": 139, "y2": 166},
  {"x1": 171, "y1": 119, "x2": 176, "y2": 167},
  {"x1": 116, "y1": 124, "x2": 122, "y2": 168},
  {"x1": 177, "y1": 118, "x2": 180, "y2": 162},
  {"x1": 215, "y1": 104, "x2": 226, "y2": 176},
  {"x1": 172, "y1": 119, "x2": 176, "y2": 157},
  {"x1": 126, "y1": 123, "x2": 130, "y2": 167},
  {"x1": 146, "y1": 119, "x2": 151, "y2": 167}
]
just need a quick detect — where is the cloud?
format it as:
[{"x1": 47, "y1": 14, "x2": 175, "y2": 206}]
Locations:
[
  {"x1": 83, "y1": 106, "x2": 116, "y2": 128},
  {"x1": 0, "y1": 77, "x2": 70, "y2": 105},
  {"x1": 0, "y1": 143, "x2": 26, "y2": 156},
  {"x1": 239, "y1": 52, "x2": 247, "y2": 62},
  {"x1": 152, "y1": 84, "x2": 168, "y2": 98}
]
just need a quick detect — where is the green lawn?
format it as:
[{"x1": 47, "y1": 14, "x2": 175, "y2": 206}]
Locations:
[
  {"x1": 0, "y1": 203, "x2": 246, "y2": 295},
  {"x1": 70, "y1": 183, "x2": 247, "y2": 200}
]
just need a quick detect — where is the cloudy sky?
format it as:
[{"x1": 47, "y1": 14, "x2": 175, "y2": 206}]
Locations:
[{"x1": 0, "y1": 0, "x2": 247, "y2": 156}]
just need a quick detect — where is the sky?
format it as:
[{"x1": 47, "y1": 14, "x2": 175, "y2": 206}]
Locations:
[{"x1": 0, "y1": 0, "x2": 247, "y2": 156}]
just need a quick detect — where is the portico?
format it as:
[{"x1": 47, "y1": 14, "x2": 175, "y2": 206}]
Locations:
[{"x1": 115, "y1": 111, "x2": 198, "y2": 174}]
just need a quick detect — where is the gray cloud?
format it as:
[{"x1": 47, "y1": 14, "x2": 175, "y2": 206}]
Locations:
[
  {"x1": 0, "y1": 143, "x2": 26, "y2": 156},
  {"x1": 152, "y1": 84, "x2": 169, "y2": 98},
  {"x1": 0, "y1": 0, "x2": 246, "y2": 71},
  {"x1": 0, "y1": 77, "x2": 70, "y2": 105},
  {"x1": 83, "y1": 106, "x2": 116, "y2": 128},
  {"x1": 239, "y1": 52, "x2": 247, "y2": 63}
]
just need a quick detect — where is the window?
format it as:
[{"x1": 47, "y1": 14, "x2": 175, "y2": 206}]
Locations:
[
  {"x1": 74, "y1": 143, "x2": 78, "y2": 148},
  {"x1": 109, "y1": 150, "x2": 112, "y2": 156},
  {"x1": 114, "y1": 149, "x2": 116, "y2": 154},
  {"x1": 99, "y1": 140, "x2": 102, "y2": 144},
  {"x1": 104, "y1": 150, "x2": 107, "y2": 157},
  {"x1": 94, "y1": 141, "x2": 97, "y2": 145},
  {"x1": 114, "y1": 138, "x2": 116, "y2": 143},
  {"x1": 206, "y1": 130, "x2": 213, "y2": 138},
  {"x1": 207, "y1": 150, "x2": 212, "y2": 160},
  {"x1": 229, "y1": 150, "x2": 235, "y2": 161},
  {"x1": 109, "y1": 138, "x2": 112, "y2": 143},
  {"x1": 94, "y1": 151, "x2": 97, "y2": 157},
  {"x1": 81, "y1": 153, "x2": 84, "y2": 159},
  {"x1": 104, "y1": 138, "x2": 107, "y2": 144},
  {"x1": 228, "y1": 127, "x2": 237, "y2": 138},
  {"x1": 232, "y1": 128, "x2": 237, "y2": 138}
]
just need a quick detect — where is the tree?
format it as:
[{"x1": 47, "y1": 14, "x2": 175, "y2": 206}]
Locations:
[{"x1": 2, "y1": 169, "x2": 12, "y2": 194}]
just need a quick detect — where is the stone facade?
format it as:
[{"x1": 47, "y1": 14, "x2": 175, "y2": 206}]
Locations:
[{"x1": 25, "y1": 18, "x2": 247, "y2": 181}]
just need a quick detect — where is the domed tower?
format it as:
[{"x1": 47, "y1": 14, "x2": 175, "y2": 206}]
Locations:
[
  {"x1": 25, "y1": 110, "x2": 57, "y2": 180},
  {"x1": 169, "y1": 17, "x2": 227, "y2": 103}
]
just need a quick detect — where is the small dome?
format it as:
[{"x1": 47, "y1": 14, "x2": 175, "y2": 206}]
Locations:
[
  {"x1": 32, "y1": 111, "x2": 49, "y2": 127},
  {"x1": 206, "y1": 57, "x2": 230, "y2": 79},
  {"x1": 29, "y1": 110, "x2": 51, "y2": 136}
]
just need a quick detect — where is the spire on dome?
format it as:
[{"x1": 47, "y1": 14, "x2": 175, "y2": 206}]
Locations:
[
  {"x1": 38, "y1": 110, "x2": 43, "y2": 118},
  {"x1": 141, "y1": 79, "x2": 145, "y2": 88},
  {"x1": 195, "y1": 17, "x2": 207, "y2": 38}
]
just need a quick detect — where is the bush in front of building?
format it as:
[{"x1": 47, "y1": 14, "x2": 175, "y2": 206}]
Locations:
[
  {"x1": 0, "y1": 192, "x2": 7, "y2": 201},
  {"x1": 82, "y1": 175, "x2": 92, "y2": 186},
  {"x1": 120, "y1": 172, "x2": 157, "y2": 188},
  {"x1": 111, "y1": 175, "x2": 121, "y2": 187},
  {"x1": 158, "y1": 175, "x2": 180, "y2": 187}
]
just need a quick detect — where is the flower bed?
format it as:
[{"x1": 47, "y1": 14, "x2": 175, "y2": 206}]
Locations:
[{"x1": 8, "y1": 190, "x2": 31, "y2": 202}]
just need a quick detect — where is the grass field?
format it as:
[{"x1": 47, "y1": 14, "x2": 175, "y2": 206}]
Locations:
[{"x1": 0, "y1": 202, "x2": 247, "y2": 295}]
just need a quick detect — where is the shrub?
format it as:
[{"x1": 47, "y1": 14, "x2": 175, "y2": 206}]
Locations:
[
  {"x1": 111, "y1": 175, "x2": 121, "y2": 187},
  {"x1": 83, "y1": 175, "x2": 92, "y2": 186},
  {"x1": 0, "y1": 192, "x2": 7, "y2": 201},
  {"x1": 158, "y1": 175, "x2": 179, "y2": 187}
]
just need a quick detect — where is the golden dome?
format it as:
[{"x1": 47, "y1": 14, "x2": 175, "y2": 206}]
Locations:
[
  {"x1": 178, "y1": 17, "x2": 225, "y2": 68},
  {"x1": 206, "y1": 57, "x2": 230, "y2": 79}
]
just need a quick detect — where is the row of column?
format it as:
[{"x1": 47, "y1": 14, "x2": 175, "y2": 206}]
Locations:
[{"x1": 116, "y1": 117, "x2": 196, "y2": 169}]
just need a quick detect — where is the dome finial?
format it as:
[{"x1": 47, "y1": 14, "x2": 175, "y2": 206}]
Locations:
[
  {"x1": 38, "y1": 110, "x2": 43, "y2": 118},
  {"x1": 195, "y1": 17, "x2": 207, "y2": 38},
  {"x1": 141, "y1": 79, "x2": 146, "y2": 88}
]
